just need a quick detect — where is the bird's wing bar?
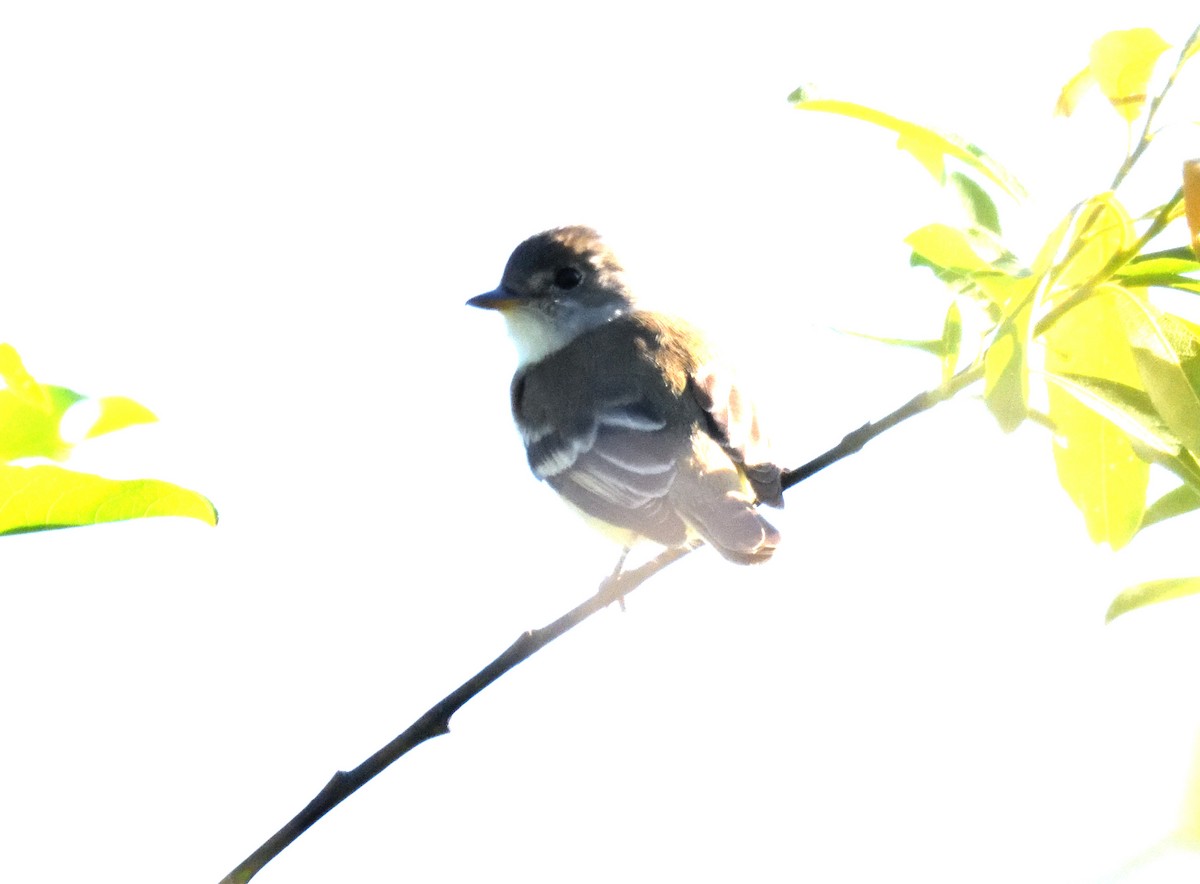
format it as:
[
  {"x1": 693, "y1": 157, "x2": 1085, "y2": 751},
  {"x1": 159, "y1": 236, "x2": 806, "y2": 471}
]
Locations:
[{"x1": 524, "y1": 400, "x2": 690, "y2": 545}]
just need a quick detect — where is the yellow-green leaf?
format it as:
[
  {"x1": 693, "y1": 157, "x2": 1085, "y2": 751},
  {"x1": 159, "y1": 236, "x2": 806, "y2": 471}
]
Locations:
[
  {"x1": 1055, "y1": 65, "x2": 1096, "y2": 117},
  {"x1": 1043, "y1": 288, "x2": 1149, "y2": 548},
  {"x1": 1089, "y1": 28, "x2": 1171, "y2": 122},
  {"x1": 1106, "y1": 577, "x2": 1200, "y2": 623},
  {"x1": 0, "y1": 384, "x2": 82, "y2": 463},
  {"x1": 1054, "y1": 193, "x2": 1135, "y2": 295},
  {"x1": 1187, "y1": 30, "x2": 1200, "y2": 64},
  {"x1": 0, "y1": 343, "x2": 52, "y2": 410},
  {"x1": 907, "y1": 224, "x2": 995, "y2": 273},
  {"x1": 792, "y1": 98, "x2": 1026, "y2": 198},
  {"x1": 1115, "y1": 251, "x2": 1200, "y2": 294},
  {"x1": 1142, "y1": 484, "x2": 1200, "y2": 530},
  {"x1": 1123, "y1": 253, "x2": 1200, "y2": 276},
  {"x1": 984, "y1": 303, "x2": 1031, "y2": 433},
  {"x1": 0, "y1": 344, "x2": 161, "y2": 462},
  {"x1": 1115, "y1": 287, "x2": 1200, "y2": 454},
  {"x1": 941, "y1": 301, "x2": 962, "y2": 386},
  {"x1": 86, "y1": 396, "x2": 158, "y2": 439},
  {"x1": 948, "y1": 172, "x2": 1002, "y2": 234},
  {"x1": 0, "y1": 464, "x2": 217, "y2": 534},
  {"x1": 836, "y1": 329, "x2": 946, "y2": 356},
  {"x1": 1047, "y1": 375, "x2": 1180, "y2": 452},
  {"x1": 906, "y1": 224, "x2": 1029, "y2": 308},
  {"x1": 1028, "y1": 209, "x2": 1077, "y2": 283}
]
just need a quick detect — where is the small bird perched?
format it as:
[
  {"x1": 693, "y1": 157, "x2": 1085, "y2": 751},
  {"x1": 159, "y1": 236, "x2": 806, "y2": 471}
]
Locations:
[{"x1": 469, "y1": 226, "x2": 782, "y2": 565}]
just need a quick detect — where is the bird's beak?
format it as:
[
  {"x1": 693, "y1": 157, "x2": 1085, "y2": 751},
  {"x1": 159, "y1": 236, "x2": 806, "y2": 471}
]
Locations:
[{"x1": 467, "y1": 287, "x2": 519, "y2": 311}]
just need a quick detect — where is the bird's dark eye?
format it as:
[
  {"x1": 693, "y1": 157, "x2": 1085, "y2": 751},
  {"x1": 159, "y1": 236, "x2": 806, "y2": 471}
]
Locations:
[{"x1": 553, "y1": 266, "x2": 583, "y2": 290}]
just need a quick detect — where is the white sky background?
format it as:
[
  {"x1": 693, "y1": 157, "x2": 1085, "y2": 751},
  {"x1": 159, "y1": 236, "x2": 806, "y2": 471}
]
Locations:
[{"x1": 2, "y1": 2, "x2": 1200, "y2": 882}]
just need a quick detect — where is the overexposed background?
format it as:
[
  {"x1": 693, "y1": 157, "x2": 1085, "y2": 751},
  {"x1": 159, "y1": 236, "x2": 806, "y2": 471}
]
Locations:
[{"x1": 2, "y1": 3, "x2": 1199, "y2": 882}]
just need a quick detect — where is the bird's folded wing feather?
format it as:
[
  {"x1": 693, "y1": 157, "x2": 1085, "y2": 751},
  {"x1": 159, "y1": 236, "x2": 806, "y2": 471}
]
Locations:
[
  {"x1": 690, "y1": 362, "x2": 783, "y2": 507},
  {"x1": 522, "y1": 399, "x2": 690, "y2": 546}
]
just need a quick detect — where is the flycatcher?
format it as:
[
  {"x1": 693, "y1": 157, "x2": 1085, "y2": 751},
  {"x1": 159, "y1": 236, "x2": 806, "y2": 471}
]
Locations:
[{"x1": 469, "y1": 226, "x2": 782, "y2": 564}]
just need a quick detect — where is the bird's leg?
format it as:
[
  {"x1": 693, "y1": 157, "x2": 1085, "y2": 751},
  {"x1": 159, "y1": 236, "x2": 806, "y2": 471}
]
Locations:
[{"x1": 600, "y1": 546, "x2": 632, "y2": 612}]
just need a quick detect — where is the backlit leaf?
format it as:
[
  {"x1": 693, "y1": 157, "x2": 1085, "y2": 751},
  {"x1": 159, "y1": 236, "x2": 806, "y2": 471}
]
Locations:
[
  {"x1": 1055, "y1": 66, "x2": 1096, "y2": 117},
  {"x1": 1106, "y1": 577, "x2": 1200, "y2": 623},
  {"x1": 1115, "y1": 287, "x2": 1200, "y2": 454},
  {"x1": 1089, "y1": 28, "x2": 1171, "y2": 122},
  {"x1": 0, "y1": 343, "x2": 52, "y2": 410},
  {"x1": 1186, "y1": 159, "x2": 1200, "y2": 259},
  {"x1": 0, "y1": 344, "x2": 160, "y2": 463},
  {"x1": 792, "y1": 98, "x2": 1026, "y2": 198},
  {"x1": 836, "y1": 329, "x2": 945, "y2": 356},
  {"x1": 1053, "y1": 193, "x2": 1135, "y2": 295},
  {"x1": 1142, "y1": 484, "x2": 1200, "y2": 530},
  {"x1": 0, "y1": 464, "x2": 217, "y2": 534},
  {"x1": 906, "y1": 224, "x2": 1029, "y2": 308},
  {"x1": 0, "y1": 384, "x2": 82, "y2": 463},
  {"x1": 941, "y1": 301, "x2": 962, "y2": 386},
  {"x1": 1044, "y1": 373, "x2": 1181, "y2": 459},
  {"x1": 86, "y1": 396, "x2": 158, "y2": 439},
  {"x1": 1044, "y1": 288, "x2": 1149, "y2": 548},
  {"x1": 1116, "y1": 251, "x2": 1200, "y2": 294},
  {"x1": 984, "y1": 303, "x2": 1031, "y2": 433},
  {"x1": 948, "y1": 172, "x2": 1002, "y2": 234}
]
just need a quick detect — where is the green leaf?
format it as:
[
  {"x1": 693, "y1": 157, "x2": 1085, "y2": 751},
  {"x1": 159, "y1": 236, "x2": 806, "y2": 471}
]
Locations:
[
  {"x1": 792, "y1": 98, "x2": 1026, "y2": 198},
  {"x1": 0, "y1": 344, "x2": 215, "y2": 538},
  {"x1": 941, "y1": 301, "x2": 962, "y2": 386},
  {"x1": 1115, "y1": 252, "x2": 1200, "y2": 294},
  {"x1": 1089, "y1": 28, "x2": 1171, "y2": 122},
  {"x1": 905, "y1": 224, "x2": 1029, "y2": 308},
  {"x1": 984, "y1": 303, "x2": 1031, "y2": 433},
  {"x1": 1113, "y1": 274, "x2": 1200, "y2": 295},
  {"x1": 86, "y1": 396, "x2": 158, "y2": 439},
  {"x1": 836, "y1": 329, "x2": 945, "y2": 356},
  {"x1": 948, "y1": 171, "x2": 1001, "y2": 234},
  {"x1": 0, "y1": 464, "x2": 217, "y2": 535},
  {"x1": 1042, "y1": 288, "x2": 1151, "y2": 547},
  {"x1": 0, "y1": 383, "x2": 83, "y2": 463},
  {"x1": 1142, "y1": 484, "x2": 1200, "y2": 530},
  {"x1": 1114, "y1": 288, "x2": 1200, "y2": 454},
  {"x1": 1055, "y1": 65, "x2": 1096, "y2": 117},
  {"x1": 1187, "y1": 31, "x2": 1200, "y2": 64},
  {"x1": 1043, "y1": 373, "x2": 1182, "y2": 459},
  {"x1": 1044, "y1": 375, "x2": 1150, "y2": 548},
  {"x1": 1125, "y1": 254, "x2": 1200, "y2": 275},
  {"x1": 1106, "y1": 577, "x2": 1200, "y2": 623},
  {"x1": 1186, "y1": 159, "x2": 1200, "y2": 260},
  {"x1": 0, "y1": 344, "x2": 52, "y2": 410},
  {"x1": 0, "y1": 343, "x2": 160, "y2": 462},
  {"x1": 1133, "y1": 247, "x2": 1200, "y2": 263},
  {"x1": 1053, "y1": 193, "x2": 1135, "y2": 295}
]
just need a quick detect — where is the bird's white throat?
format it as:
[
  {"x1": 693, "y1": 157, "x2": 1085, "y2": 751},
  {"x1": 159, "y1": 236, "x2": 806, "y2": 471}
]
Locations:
[{"x1": 503, "y1": 303, "x2": 626, "y2": 367}]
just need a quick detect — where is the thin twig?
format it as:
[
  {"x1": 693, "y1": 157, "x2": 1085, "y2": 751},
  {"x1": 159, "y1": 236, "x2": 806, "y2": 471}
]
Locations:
[
  {"x1": 1110, "y1": 24, "x2": 1200, "y2": 191},
  {"x1": 1032, "y1": 185, "x2": 1185, "y2": 338},
  {"x1": 218, "y1": 364, "x2": 986, "y2": 884}
]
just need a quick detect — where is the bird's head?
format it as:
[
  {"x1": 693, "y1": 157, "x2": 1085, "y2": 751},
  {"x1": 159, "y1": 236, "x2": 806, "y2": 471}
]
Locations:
[{"x1": 469, "y1": 226, "x2": 636, "y2": 366}]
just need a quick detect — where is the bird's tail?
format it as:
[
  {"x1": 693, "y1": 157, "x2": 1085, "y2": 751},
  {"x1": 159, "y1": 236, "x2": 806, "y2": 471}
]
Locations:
[{"x1": 673, "y1": 433, "x2": 781, "y2": 565}]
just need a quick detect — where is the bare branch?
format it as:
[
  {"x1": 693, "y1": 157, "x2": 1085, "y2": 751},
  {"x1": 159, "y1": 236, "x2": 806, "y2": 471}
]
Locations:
[{"x1": 219, "y1": 364, "x2": 985, "y2": 883}]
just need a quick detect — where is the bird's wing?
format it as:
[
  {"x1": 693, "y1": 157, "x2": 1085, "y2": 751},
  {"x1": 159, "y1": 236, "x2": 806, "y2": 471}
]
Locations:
[
  {"x1": 690, "y1": 361, "x2": 783, "y2": 507},
  {"x1": 523, "y1": 398, "x2": 691, "y2": 547}
]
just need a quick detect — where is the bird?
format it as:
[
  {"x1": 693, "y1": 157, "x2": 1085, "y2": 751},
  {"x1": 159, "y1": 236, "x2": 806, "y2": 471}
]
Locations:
[{"x1": 468, "y1": 225, "x2": 782, "y2": 565}]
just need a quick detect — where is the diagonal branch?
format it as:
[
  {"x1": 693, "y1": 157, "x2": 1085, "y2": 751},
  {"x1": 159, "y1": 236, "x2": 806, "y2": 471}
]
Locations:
[{"x1": 218, "y1": 363, "x2": 984, "y2": 884}]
